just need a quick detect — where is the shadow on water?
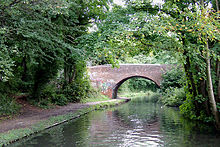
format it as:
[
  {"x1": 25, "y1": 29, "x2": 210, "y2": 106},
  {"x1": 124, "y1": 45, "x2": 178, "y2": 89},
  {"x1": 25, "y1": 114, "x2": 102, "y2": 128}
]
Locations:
[{"x1": 9, "y1": 96, "x2": 220, "y2": 147}]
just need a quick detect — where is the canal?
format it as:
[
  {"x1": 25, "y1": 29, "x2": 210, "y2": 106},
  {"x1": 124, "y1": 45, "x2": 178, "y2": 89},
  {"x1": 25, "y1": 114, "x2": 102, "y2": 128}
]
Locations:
[{"x1": 9, "y1": 96, "x2": 220, "y2": 147}]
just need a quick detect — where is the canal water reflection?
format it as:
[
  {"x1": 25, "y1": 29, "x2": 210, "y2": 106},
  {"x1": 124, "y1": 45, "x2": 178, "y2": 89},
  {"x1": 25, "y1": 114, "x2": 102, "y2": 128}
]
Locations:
[{"x1": 9, "y1": 97, "x2": 220, "y2": 147}]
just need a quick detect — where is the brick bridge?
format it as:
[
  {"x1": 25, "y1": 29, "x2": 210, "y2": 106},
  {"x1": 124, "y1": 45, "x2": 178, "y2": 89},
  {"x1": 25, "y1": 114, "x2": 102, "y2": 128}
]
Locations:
[{"x1": 88, "y1": 64, "x2": 171, "y2": 99}]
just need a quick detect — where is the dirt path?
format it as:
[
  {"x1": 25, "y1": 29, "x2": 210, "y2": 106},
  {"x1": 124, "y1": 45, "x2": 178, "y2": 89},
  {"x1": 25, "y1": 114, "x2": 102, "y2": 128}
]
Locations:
[{"x1": 0, "y1": 99, "x2": 120, "y2": 133}]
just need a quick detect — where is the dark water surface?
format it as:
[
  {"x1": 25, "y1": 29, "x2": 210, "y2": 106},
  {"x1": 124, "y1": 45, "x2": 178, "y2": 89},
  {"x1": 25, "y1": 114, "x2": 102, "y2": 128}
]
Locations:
[{"x1": 9, "y1": 97, "x2": 220, "y2": 147}]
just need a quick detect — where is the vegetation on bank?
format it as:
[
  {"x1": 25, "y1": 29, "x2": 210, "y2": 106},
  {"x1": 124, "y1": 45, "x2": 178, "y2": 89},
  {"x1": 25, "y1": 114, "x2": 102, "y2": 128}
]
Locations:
[
  {"x1": 119, "y1": 91, "x2": 154, "y2": 98},
  {"x1": 80, "y1": 95, "x2": 110, "y2": 103},
  {"x1": 0, "y1": 99, "x2": 126, "y2": 146},
  {"x1": 0, "y1": 0, "x2": 112, "y2": 116},
  {"x1": 88, "y1": 0, "x2": 220, "y2": 129},
  {"x1": 1, "y1": 0, "x2": 220, "y2": 130},
  {"x1": 118, "y1": 64, "x2": 218, "y2": 126},
  {"x1": 118, "y1": 77, "x2": 158, "y2": 94},
  {"x1": 159, "y1": 66, "x2": 186, "y2": 107},
  {"x1": 117, "y1": 55, "x2": 186, "y2": 107},
  {"x1": 0, "y1": 94, "x2": 21, "y2": 116}
]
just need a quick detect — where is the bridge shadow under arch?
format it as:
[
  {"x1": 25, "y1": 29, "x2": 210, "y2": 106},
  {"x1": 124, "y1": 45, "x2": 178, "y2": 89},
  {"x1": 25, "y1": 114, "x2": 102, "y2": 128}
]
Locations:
[{"x1": 112, "y1": 76, "x2": 160, "y2": 99}]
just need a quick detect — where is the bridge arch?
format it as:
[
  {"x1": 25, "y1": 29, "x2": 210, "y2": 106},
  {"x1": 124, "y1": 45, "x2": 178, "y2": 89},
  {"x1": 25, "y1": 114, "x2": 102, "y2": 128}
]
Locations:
[
  {"x1": 112, "y1": 76, "x2": 160, "y2": 99},
  {"x1": 88, "y1": 64, "x2": 170, "y2": 98}
]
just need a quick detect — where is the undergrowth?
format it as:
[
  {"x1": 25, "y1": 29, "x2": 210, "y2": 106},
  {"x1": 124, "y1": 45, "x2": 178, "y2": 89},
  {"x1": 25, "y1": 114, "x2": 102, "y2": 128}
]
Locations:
[{"x1": 0, "y1": 94, "x2": 21, "y2": 116}]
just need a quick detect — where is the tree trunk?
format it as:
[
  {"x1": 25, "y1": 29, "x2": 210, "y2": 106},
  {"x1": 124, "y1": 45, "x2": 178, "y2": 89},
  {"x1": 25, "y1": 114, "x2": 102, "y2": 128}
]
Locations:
[
  {"x1": 21, "y1": 55, "x2": 27, "y2": 81},
  {"x1": 69, "y1": 66, "x2": 76, "y2": 83},
  {"x1": 199, "y1": 80, "x2": 211, "y2": 115},
  {"x1": 216, "y1": 0, "x2": 220, "y2": 100},
  {"x1": 206, "y1": 41, "x2": 220, "y2": 130},
  {"x1": 217, "y1": 60, "x2": 220, "y2": 100},
  {"x1": 216, "y1": 0, "x2": 219, "y2": 11},
  {"x1": 182, "y1": 37, "x2": 200, "y2": 116},
  {"x1": 218, "y1": 75, "x2": 220, "y2": 100}
]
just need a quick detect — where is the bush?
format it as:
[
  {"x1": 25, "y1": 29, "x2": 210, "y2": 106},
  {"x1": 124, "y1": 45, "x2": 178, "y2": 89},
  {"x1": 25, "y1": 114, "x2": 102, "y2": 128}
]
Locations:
[
  {"x1": 160, "y1": 66, "x2": 185, "y2": 92},
  {"x1": 146, "y1": 92, "x2": 161, "y2": 103},
  {"x1": 36, "y1": 84, "x2": 69, "y2": 107},
  {"x1": 159, "y1": 66, "x2": 186, "y2": 107},
  {"x1": 0, "y1": 94, "x2": 21, "y2": 116},
  {"x1": 129, "y1": 78, "x2": 158, "y2": 92},
  {"x1": 179, "y1": 96, "x2": 197, "y2": 120},
  {"x1": 51, "y1": 94, "x2": 68, "y2": 106},
  {"x1": 118, "y1": 78, "x2": 158, "y2": 94},
  {"x1": 160, "y1": 87, "x2": 186, "y2": 107},
  {"x1": 63, "y1": 78, "x2": 91, "y2": 102},
  {"x1": 34, "y1": 84, "x2": 56, "y2": 107},
  {"x1": 179, "y1": 93, "x2": 214, "y2": 122}
]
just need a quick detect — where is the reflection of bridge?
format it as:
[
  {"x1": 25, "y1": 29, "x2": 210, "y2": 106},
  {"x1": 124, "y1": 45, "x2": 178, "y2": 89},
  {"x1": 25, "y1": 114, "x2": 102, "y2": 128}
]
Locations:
[{"x1": 88, "y1": 64, "x2": 171, "y2": 98}]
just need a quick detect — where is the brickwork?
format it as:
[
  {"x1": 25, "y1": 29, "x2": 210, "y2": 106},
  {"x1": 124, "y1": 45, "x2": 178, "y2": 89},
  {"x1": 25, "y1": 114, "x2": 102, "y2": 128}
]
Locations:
[{"x1": 88, "y1": 64, "x2": 170, "y2": 98}]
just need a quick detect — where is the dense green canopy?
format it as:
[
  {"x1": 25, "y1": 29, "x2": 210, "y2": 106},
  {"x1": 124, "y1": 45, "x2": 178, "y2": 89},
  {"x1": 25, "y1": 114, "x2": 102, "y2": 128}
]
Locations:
[
  {"x1": 0, "y1": 0, "x2": 112, "y2": 103},
  {"x1": 85, "y1": 0, "x2": 220, "y2": 129},
  {"x1": 0, "y1": 0, "x2": 220, "y2": 129}
]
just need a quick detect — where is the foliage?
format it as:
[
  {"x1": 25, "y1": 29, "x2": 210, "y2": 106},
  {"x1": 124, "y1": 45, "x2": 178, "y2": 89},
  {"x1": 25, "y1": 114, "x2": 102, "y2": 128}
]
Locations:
[
  {"x1": 78, "y1": 5, "x2": 134, "y2": 66},
  {"x1": 160, "y1": 66, "x2": 185, "y2": 92},
  {"x1": 179, "y1": 96, "x2": 200, "y2": 120},
  {"x1": 118, "y1": 77, "x2": 158, "y2": 94},
  {"x1": 83, "y1": 4, "x2": 180, "y2": 66},
  {"x1": 62, "y1": 61, "x2": 92, "y2": 102},
  {"x1": 117, "y1": 79, "x2": 131, "y2": 94},
  {"x1": 0, "y1": 0, "x2": 113, "y2": 111},
  {"x1": 92, "y1": 0, "x2": 220, "y2": 127},
  {"x1": 129, "y1": 77, "x2": 158, "y2": 92},
  {"x1": 51, "y1": 94, "x2": 68, "y2": 106},
  {"x1": 1, "y1": 0, "x2": 220, "y2": 129},
  {"x1": 0, "y1": 94, "x2": 21, "y2": 116},
  {"x1": 37, "y1": 84, "x2": 67, "y2": 107},
  {"x1": 161, "y1": 87, "x2": 186, "y2": 107},
  {"x1": 119, "y1": 51, "x2": 178, "y2": 64},
  {"x1": 145, "y1": 92, "x2": 161, "y2": 103},
  {"x1": 119, "y1": 90, "x2": 161, "y2": 103},
  {"x1": 116, "y1": 52, "x2": 160, "y2": 95},
  {"x1": 63, "y1": 81, "x2": 89, "y2": 103},
  {"x1": 159, "y1": 66, "x2": 186, "y2": 107},
  {"x1": 0, "y1": 47, "x2": 14, "y2": 82}
]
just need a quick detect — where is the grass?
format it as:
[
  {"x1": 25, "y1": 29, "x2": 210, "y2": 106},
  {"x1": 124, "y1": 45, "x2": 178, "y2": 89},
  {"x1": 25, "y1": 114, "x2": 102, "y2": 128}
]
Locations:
[
  {"x1": 0, "y1": 99, "x2": 126, "y2": 146},
  {"x1": 80, "y1": 95, "x2": 110, "y2": 103},
  {"x1": 119, "y1": 91, "x2": 161, "y2": 103},
  {"x1": 119, "y1": 91, "x2": 155, "y2": 98}
]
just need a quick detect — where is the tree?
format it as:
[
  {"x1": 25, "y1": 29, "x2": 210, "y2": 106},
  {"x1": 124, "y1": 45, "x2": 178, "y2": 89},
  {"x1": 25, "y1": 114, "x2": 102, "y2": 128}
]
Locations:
[
  {"x1": 85, "y1": 0, "x2": 220, "y2": 129},
  {"x1": 125, "y1": 0, "x2": 220, "y2": 129},
  {"x1": 0, "y1": 0, "x2": 112, "y2": 101}
]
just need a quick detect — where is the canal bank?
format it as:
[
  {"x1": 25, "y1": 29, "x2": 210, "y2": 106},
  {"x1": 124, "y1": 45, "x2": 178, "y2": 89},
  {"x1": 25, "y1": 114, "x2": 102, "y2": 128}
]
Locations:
[
  {"x1": 7, "y1": 96, "x2": 220, "y2": 147},
  {"x1": 0, "y1": 98, "x2": 130, "y2": 146}
]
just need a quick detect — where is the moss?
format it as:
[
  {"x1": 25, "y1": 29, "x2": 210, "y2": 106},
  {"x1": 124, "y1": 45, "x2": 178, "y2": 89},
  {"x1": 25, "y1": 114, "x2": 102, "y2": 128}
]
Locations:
[{"x1": 0, "y1": 99, "x2": 126, "y2": 146}]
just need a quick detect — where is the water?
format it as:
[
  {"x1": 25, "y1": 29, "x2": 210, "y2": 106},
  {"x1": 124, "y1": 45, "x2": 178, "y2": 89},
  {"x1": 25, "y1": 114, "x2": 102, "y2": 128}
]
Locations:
[{"x1": 9, "y1": 97, "x2": 220, "y2": 147}]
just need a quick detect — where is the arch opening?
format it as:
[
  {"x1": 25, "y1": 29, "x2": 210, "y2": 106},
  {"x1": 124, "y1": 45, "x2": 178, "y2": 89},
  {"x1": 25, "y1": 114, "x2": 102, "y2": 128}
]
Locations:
[{"x1": 112, "y1": 76, "x2": 160, "y2": 99}]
